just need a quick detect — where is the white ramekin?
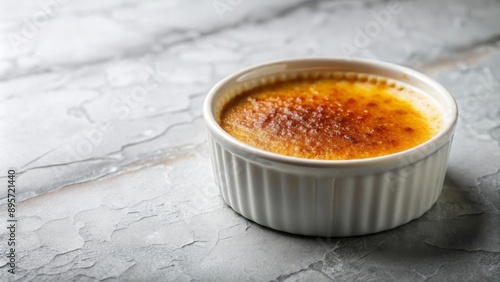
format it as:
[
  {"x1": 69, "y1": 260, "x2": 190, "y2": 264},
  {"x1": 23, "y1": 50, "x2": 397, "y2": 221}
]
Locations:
[{"x1": 203, "y1": 58, "x2": 458, "y2": 237}]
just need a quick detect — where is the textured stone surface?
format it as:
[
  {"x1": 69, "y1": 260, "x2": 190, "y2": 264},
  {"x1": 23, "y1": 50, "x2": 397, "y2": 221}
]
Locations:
[{"x1": 0, "y1": 0, "x2": 499, "y2": 281}]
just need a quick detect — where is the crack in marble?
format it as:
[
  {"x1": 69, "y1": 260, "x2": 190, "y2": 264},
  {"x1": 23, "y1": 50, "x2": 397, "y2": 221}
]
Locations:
[
  {"x1": 177, "y1": 240, "x2": 208, "y2": 250},
  {"x1": 209, "y1": 222, "x2": 249, "y2": 253},
  {"x1": 108, "y1": 214, "x2": 159, "y2": 239},
  {"x1": 19, "y1": 146, "x2": 61, "y2": 169},
  {"x1": 67, "y1": 90, "x2": 110, "y2": 124},
  {"x1": 476, "y1": 170, "x2": 500, "y2": 213},
  {"x1": 275, "y1": 260, "x2": 328, "y2": 281},
  {"x1": 423, "y1": 264, "x2": 445, "y2": 282},
  {"x1": 0, "y1": 156, "x2": 117, "y2": 179},
  {"x1": 449, "y1": 33, "x2": 500, "y2": 54},
  {"x1": 107, "y1": 115, "x2": 203, "y2": 161},
  {"x1": 126, "y1": 91, "x2": 206, "y2": 121},
  {"x1": 128, "y1": 118, "x2": 202, "y2": 144},
  {"x1": 423, "y1": 242, "x2": 500, "y2": 254},
  {"x1": 1, "y1": 140, "x2": 203, "y2": 203}
]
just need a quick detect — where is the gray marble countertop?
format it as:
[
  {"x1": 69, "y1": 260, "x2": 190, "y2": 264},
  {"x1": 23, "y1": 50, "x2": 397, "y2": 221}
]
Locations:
[{"x1": 1, "y1": 0, "x2": 500, "y2": 281}]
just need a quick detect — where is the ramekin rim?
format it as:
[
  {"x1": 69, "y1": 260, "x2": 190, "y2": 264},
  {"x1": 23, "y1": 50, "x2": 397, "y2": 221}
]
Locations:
[{"x1": 203, "y1": 57, "x2": 458, "y2": 167}]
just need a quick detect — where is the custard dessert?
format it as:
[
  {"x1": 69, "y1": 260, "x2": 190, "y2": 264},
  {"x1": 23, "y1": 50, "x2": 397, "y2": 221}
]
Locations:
[{"x1": 219, "y1": 74, "x2": 442, "y2": 160}]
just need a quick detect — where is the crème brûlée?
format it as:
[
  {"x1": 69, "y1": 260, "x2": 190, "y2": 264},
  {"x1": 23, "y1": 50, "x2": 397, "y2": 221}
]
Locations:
[{"x1": 219, "y1": 75, "x2": 443, "y2": 160}]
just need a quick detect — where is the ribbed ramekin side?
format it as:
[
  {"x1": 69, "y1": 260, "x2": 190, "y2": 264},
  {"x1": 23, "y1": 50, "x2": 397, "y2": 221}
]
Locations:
[
  {"x1": 355, "y1": 174, "x2": 376, "y2": 235},
  {"x1": 209, "y1": 136, "x2": 229, "y2": 205},
  {"x1": 432, "y1": 141, "x2": 451, "y2": 203},
  {"x1": 368, "y1": 141, "x2": 451, "y2": 233},
  {"x1": 298, "y1": 175, "x2": 317, "y2": 234},
  {"x1": 208, "y1": 133, "x2": 452, "y2": 237},
  {"x1": 412, "y1": 142, "x2": 450, "y2": 220}
]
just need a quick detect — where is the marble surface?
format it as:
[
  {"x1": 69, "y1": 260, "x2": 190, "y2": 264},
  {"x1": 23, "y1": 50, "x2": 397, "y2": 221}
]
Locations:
[{"x1": 1, "y1": 0, "x2": 499, "y2": 281}]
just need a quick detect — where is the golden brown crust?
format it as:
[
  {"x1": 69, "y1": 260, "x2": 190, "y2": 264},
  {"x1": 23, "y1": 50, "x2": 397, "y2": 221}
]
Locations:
[{"x1": 220, "y1": 77, "x2": 437, "y2": 160}]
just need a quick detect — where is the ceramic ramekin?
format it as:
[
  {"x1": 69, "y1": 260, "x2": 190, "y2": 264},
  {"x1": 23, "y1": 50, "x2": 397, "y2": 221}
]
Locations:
[{"x1": 203, "y1": 58, "x2": 458, "y2": 237}]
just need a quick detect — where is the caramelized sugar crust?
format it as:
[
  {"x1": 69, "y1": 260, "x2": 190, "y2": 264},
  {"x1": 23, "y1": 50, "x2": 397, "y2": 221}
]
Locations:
[{"x1": 220, "y1": 78, "x2": 436, "y2": 160}]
